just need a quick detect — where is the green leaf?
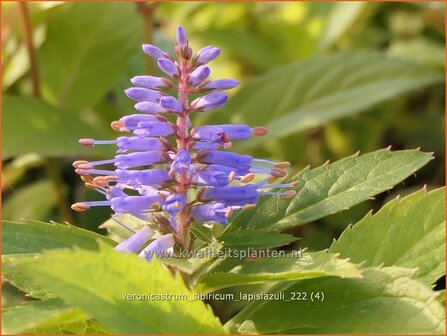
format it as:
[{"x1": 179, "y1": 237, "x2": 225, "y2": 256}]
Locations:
[
  {"x1": 2, "y1": 298, "x2": 83, "y2": 334},
  {"x1": 205, "y1": 53, "x2": 443, "y2": 150},
  {"x1": 30, "y1": 320, "x2": 112, "y2": 335},
  {"x1": 191, "y1": 224, "x2": 219, "y2": 245},
  {"x1": 219, "y1": 230, "x2": 297, "y2": 249},
  {"x1": 227, "y1": 148, "x2": 433, "y2": 232},
  {"x1": 39, "y1": 2, "x2": 142, "y2": 110},
  {"x1": 226, "y1": 266, "x2": 445, "y2": 334},
  {"x1": 198, "y1": 251, "x2": 362, "y2": 293},
  {"x1": 318, "y1": 2, "x2": 377, "y2": 50},
  {"x1": 2, "y1": 219, "x2": 116, "y2": 255},
  {"x1": 13, "y1": 246, "x2": 226, "y2": 334},
  {"x1": 3, "y1": 180, "x2": 56, "y2": 221},
  {"x1": 2, "y1": 95, "x2": 112, "y2": 159},
  {"x1": 3, "y1": 254, "x2": 53, "y2": 299},
  {"x1": 330, "y1": 187, "x2": 445, "y2": 286}
]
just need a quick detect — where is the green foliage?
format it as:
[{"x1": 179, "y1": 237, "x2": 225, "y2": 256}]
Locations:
[
  {"x1": 197, "y1": 251, "x2": 362, "y2": 292},
  {"x1": 206, "y1": 53, "x2": 443, "y2": 150},
  {"x1": 2, "y1": 298, "x2": 88, "y2": 334},
  {"x1": 330, "y1": 187, "x2": 446, "y2": 286},
  {"x1": 219, "y1": 230, "x2": 297, "y2": 249},
  {"x1": 227, "y1": 148, "x2": 433, "y2": 232},
  {"x1": 3, "y1": 180, "x2": 56, "y2": 221},
  {"x1": 226, "y1": 267, "x2": 445, "y2": 334},
  {"x1": 38, "y1": 2, "x2": 142, "y2": 110},
  {"x1": 2, "y1": 220, "x2": 116, "y2": 255},
  {"x1": 2, "y1": 95, "x2": 112, "y2": 159},
  {"x1": 11, "y1": 246, "x2": 226, "y2": 334}
]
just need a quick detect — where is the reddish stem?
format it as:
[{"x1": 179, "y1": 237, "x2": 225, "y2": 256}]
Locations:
[{"x1": 176, "y1": 60, "x2": 192, "y2": 246}]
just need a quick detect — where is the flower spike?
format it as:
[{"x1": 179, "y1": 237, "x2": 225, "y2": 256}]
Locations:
[{"x1": 72, "y1": 25, "x2": 296, "y2": 261}]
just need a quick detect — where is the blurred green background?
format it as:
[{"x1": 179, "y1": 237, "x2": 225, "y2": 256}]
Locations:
[{"x1": 2, "y1": 1, "x2": 445, "y2": 315}]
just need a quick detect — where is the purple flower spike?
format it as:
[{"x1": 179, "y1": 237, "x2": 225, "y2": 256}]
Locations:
[
  {"x1": 158, "y1": 58, "x2": 180, "y2": 78},
  {"x1": 194, "y1": 46, "x2": 221, "y2": 65},
  {"x1": 124, "y1": 88, "x2": 164, "y2": 102},
  {"x1": 139, "y1": 234, "x2": 175, "y2": 261},
  {"x1": 187, "y1": 65, "x2": 211, "y2": 86},
  {"x1": 176, "y1": 26, "x2": 188, "y2": 48},
  {"x1": 159, "y1": 96, "x2": 183, "y2": 113},
  {"x1": 142, "y1": 44, "x2": 170, "y2": 60},
  {"x1": 203, "y1": 79, "x2": 239, "y2": 91},
  {"x1": 191, "y1": 92, "x2": 228, "y2": 111},
  {"x1": 115, "y1": 226, "x2": 155, "y2": 253},
  {"x1": 73, "y1": 26, "x2": 296, "y2": 258}
]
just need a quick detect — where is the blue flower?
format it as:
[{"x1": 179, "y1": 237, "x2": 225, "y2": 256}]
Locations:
[{"x1": 72, "y1": 26, "x2": 297, "y2": 259}]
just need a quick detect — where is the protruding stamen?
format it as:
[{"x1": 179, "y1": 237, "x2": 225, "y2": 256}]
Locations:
[
  {"x1": 243, "y1": 204, "x2": 256, "y2": 211},
  {"x1": 223, "y1": 141, "x2": 232, "y2": 149},
  {"x1": 240, "y1": 173, "x2": 255, "y2": 183},
  {"x1": 80, "y1": 175, "x2": 92, "y2": 182},
  {"x1": 274, "y1": 161, "x2": 291, "y2": 169},
  {"x1": 93, "y1": 176, "x2": 108, "y2": 187},
  {"x1": 79, "y1": 138, "x2": 95, "y2": 147},
  {"x1": 252, "y1": 127, "x2": 268, "y2": 136},
  {"x1": 111, "y1": 121, "x2": 127, "y2": 132},
  {"x1": 271, "y1": 168, "x2": 287, "y2": 178},
  {"x1": 71, "y1": 202, "x2": 90, "y2": 212},
  {"x1": 280, "y1": 190, "x2": 297, "y2": 199},
  {"x1": 228, "y1": 171, "x2": 236, "y2": 182},
  {"x1": 225, "y1": 208, "x2": 233, "y2": 218},
  {"x1": 73, "y1": 160, "x2": 90, "y2": 168}
]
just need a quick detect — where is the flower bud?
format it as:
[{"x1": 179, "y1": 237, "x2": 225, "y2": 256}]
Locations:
[{"x1": 157, "y1": 58, "x2": 180, "y2": 78}]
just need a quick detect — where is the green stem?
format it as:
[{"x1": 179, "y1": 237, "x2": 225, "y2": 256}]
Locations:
[{"x1": 19, "y1": 1, "x2": 74, "y2": 223}]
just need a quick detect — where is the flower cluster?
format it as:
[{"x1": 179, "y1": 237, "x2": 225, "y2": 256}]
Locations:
[{"x1": 72, "y1": 26, "x2": 296, "y2": 260}]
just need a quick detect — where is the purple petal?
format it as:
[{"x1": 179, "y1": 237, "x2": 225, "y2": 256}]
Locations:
[
  {"x1": 115, "y1": 226, "x2": 154, "y2": 253},
  {"x1": 158, "y1": 58, "x2": 180, "y2": 78},
  {"x1": 159, "y1": 96, "x2": 183, "y2": 113},
  {"x1": 203, "y1": 79, "x2": 239, "y2": 91},
  {"x1": 176, "y1": 26, "x2": 188, "y2": 48},
  {"x1": 191, "y1": 92, "x2": 228, "y2": 111},
  {"x1": 142, "y1": 44, "x2": 170, "y2": 60}
]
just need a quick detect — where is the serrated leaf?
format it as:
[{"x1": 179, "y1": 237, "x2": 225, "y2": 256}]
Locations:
[
  {"x1": 205, "y1": 53, "x2": 443, "y2": 150},
  {"x1": 2, "y1": 95, "x2": 113, "y2": 159},
  {"x1": 39, "y1": 2, "x2": 142, "y2": 110},
  {"x1": 12, "y1": 246, "x2": 226, "y2": 334},
  {"x1": 219, "y1": 230, "x2": 297, "y2": 249},
  {"x1": 191, "y1": 224, "x2": 219, "y2": 245},
  {"x1": 30, "y1": 319, "x2": 112, "y2": 335},
  {"x1": 227, "y1": 149, "x2": 433, "y2": 232},
  {"x1": 198, "y1": 251, "x2": 362, "y2": 293},
  {"x1": 2, "y1": 220, "x2": 116, "y2": 255},
  {"x1": 3, "y1": 254, "x2": 53, "y2": 299},
  {"x1": 330, "y1": 187, "x2": 445, "y2": 286},
  {"x1": 226, "y1": 266, "x2": 445, "y2": 334},
  {"x1": 1, "y1": 298, "x2": 85, "y2": 334}
]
